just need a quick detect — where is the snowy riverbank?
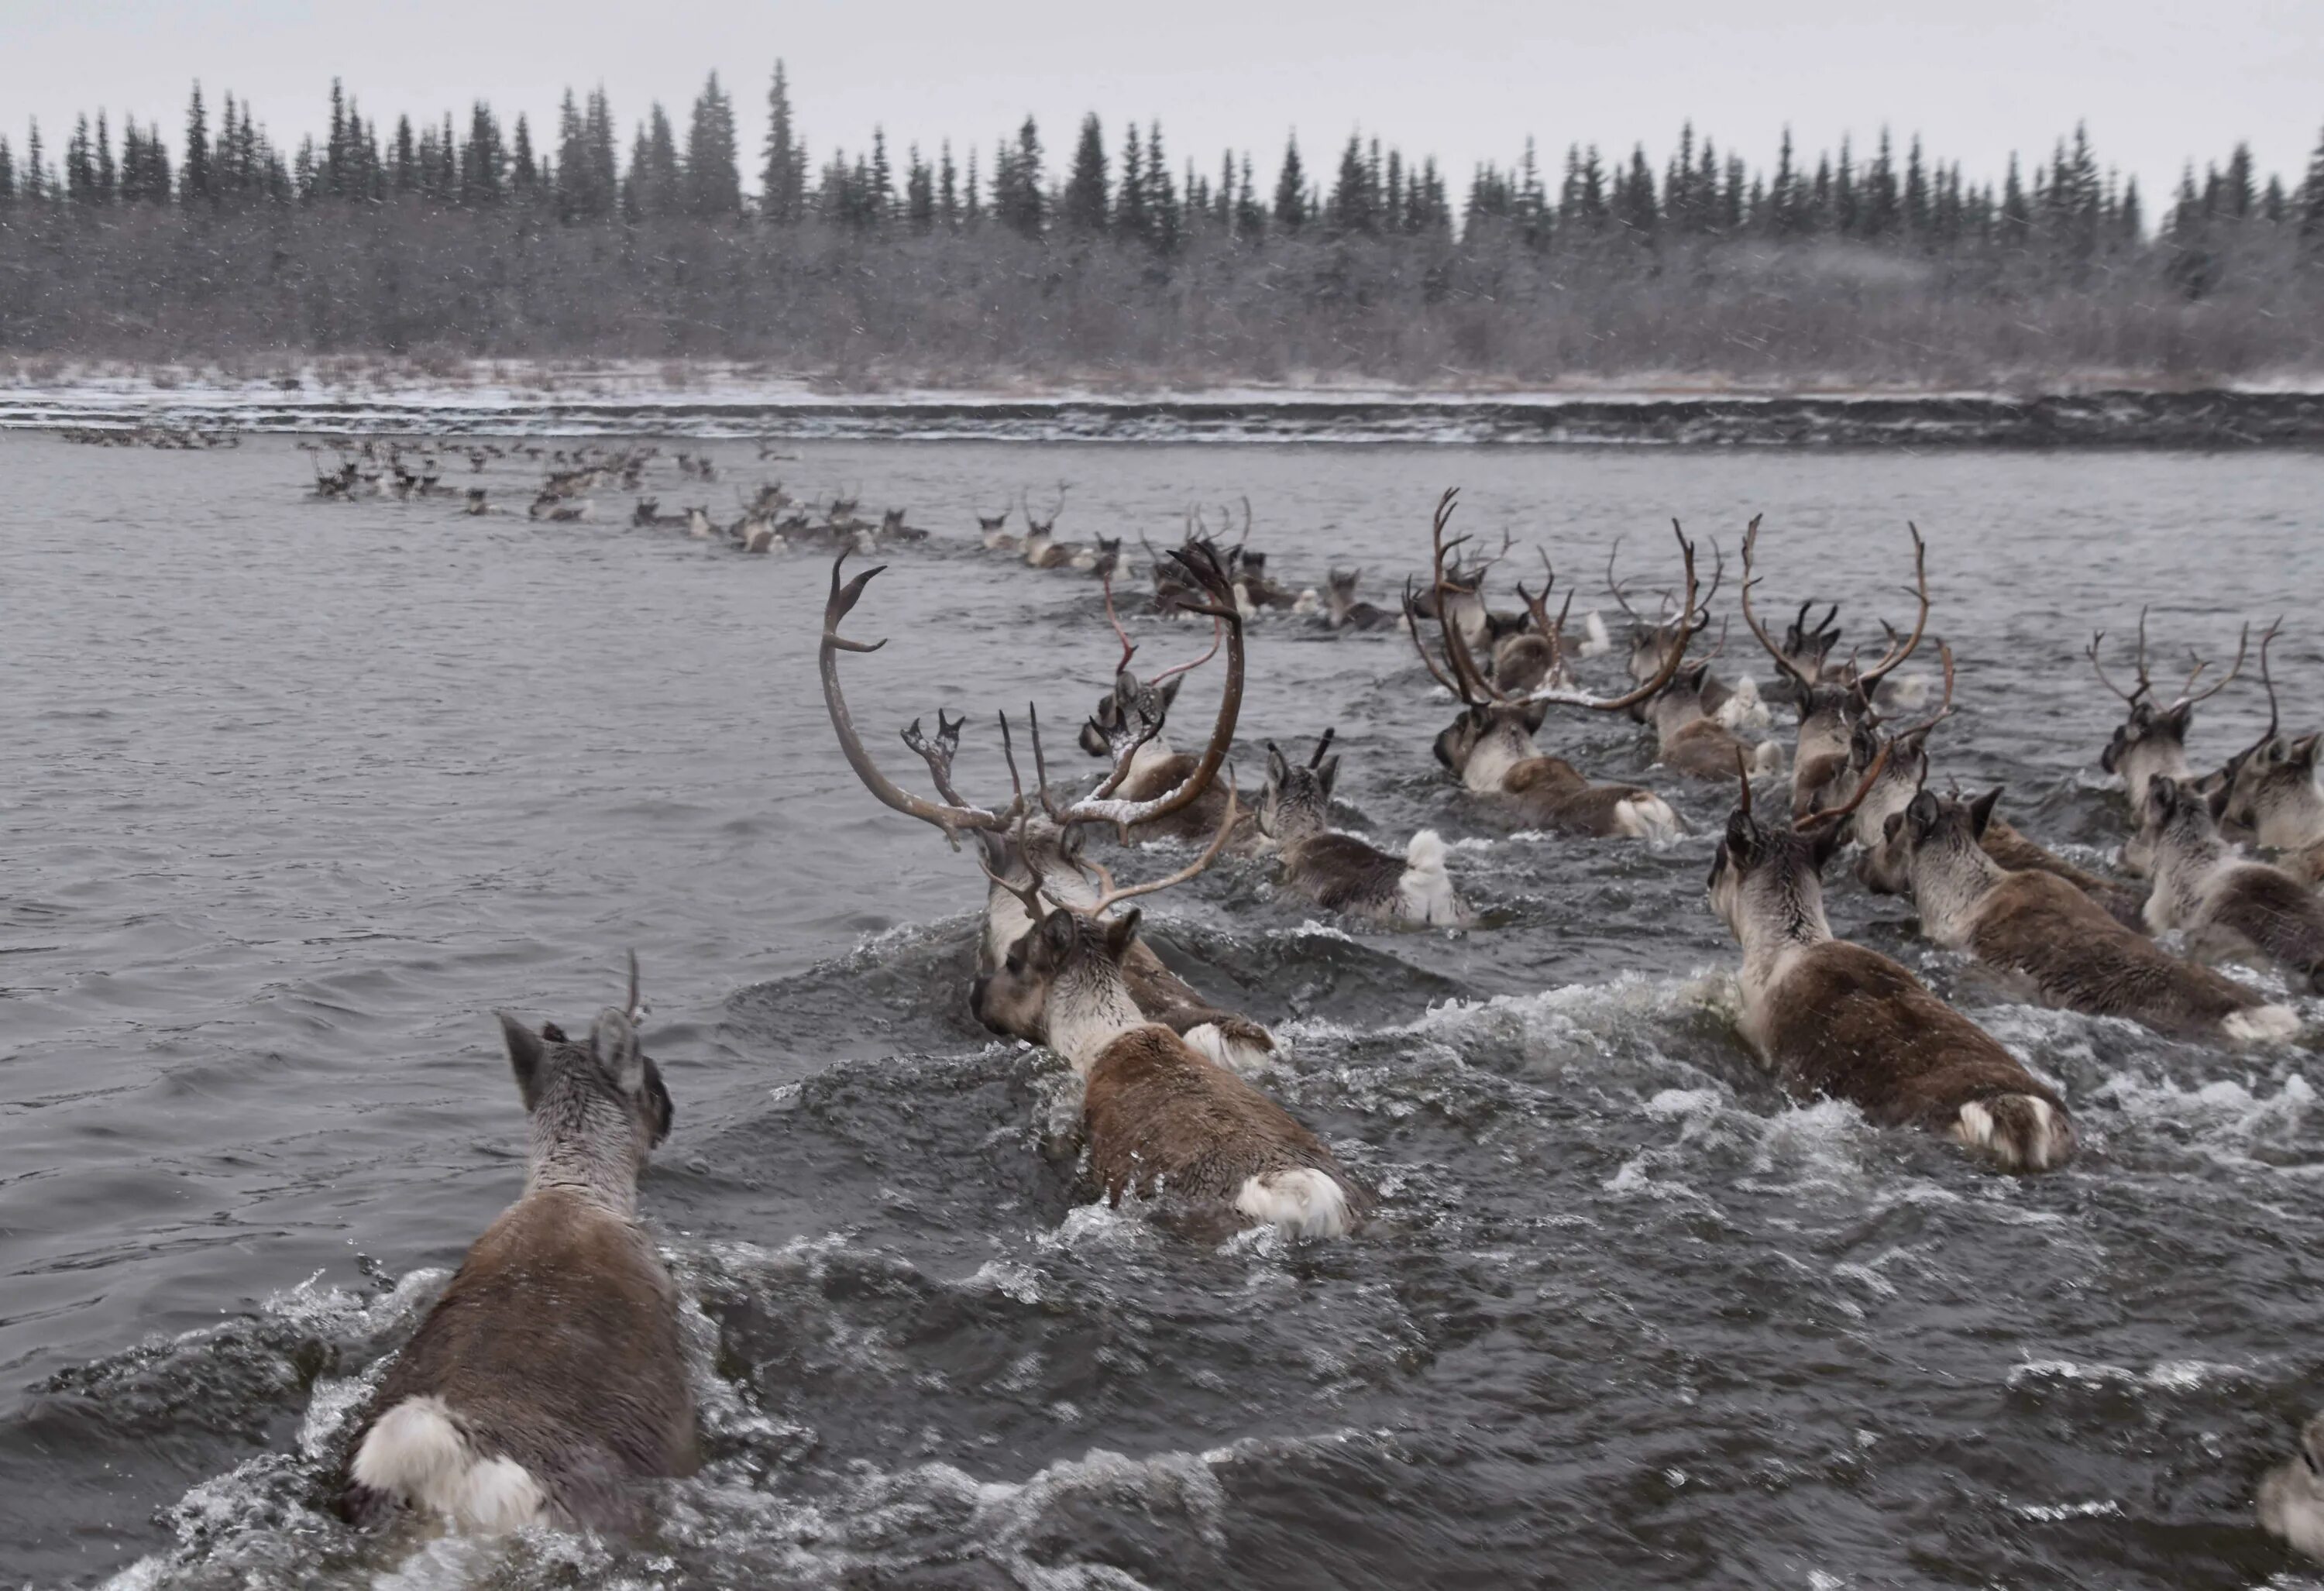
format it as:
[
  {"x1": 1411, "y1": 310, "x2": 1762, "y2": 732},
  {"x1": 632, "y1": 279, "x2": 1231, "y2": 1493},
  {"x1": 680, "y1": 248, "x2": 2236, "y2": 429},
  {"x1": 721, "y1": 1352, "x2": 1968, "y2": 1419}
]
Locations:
[{"x1": 5, "y1": 360, "x2": 2323, "y2": 444}]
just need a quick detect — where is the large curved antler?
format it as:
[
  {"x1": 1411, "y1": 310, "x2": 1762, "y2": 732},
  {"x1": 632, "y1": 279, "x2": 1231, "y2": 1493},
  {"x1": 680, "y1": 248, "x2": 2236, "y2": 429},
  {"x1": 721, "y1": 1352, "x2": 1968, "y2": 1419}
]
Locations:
[
  {"x1": 2087, "y1": 606, "x2": 2154, "y2": 706},
  {"x1": 2168, "y1": 621, "x2": 2250, "y2": 710},
  {"x1": 1426, "y1": 489, "x2": 1501, "y2": 706},
  {"x1": 2223, "y1": 617, "x2": 2286, "y2": 773},
  {"x1": 1083, "y1": 770, "x2": 1241, "y2": 916},
  {"x1": 1851, "y1": 523, "x2": 1930, "y2": 689},
  {"x1": 1605, "y1": 536, "x2": 1647, "y2": 625},
  {"x1": 820, "y1": 554, "x2": 1018, "y2": 847},
  {"x1": 1525, "y1": 518, "x2": 1704, "y2": 711},
  {"x1": 1738, "y1": 514, "x2": 1818, "y2": 691},
  {"x1": 1884, "y1": 641, "x2": 1957, "y2": 748},
  {"x1": 1043, "y1": 543, "x2": 1246, "y2": 830},
  {"x1": 1797, "y1": 741, "x2": 1893, "y2": 833}
]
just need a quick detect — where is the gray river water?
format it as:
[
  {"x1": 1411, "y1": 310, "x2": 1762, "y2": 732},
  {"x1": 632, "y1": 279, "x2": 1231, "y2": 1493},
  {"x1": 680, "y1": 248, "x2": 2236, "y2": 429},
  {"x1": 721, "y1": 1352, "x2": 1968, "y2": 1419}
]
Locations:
[{"x1": 5, "y1": 431, "x2": 2324, "y2": 1589}]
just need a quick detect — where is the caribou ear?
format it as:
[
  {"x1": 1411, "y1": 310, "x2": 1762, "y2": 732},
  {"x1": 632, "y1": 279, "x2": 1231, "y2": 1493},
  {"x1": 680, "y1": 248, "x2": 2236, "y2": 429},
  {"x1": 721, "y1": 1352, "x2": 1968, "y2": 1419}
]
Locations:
[
  {"x1": 1113, "y1": 672, "x2": 1140, "y2": 707},
  {"x1": 1102, "y1": 909, "x2": 1141, "y2": 962},
  {"x1": 1522, "y1": 700, "x2": 1549, "y2": 734},
  {"x1": 1265, "y1": 742, "x2": 1290, "y2": 788},
  {"x1": 1040, "y1": 907, "x2": 1080, "y2": 961},
  {"x1": 1724, "y1": 812, "x2": 1758, "y2": 861},
  {"x1": 2150, "y1": 776, "x2": 2181, "y2": 817},
  {"x1": 2296, "y1": 734, "x2": 2322, "y2": 772},
  {"x1": 2161, "y1": 702, "x2": 2195, "y2": 738},
  {"x1": 1882, "y1": 812, "x2": 1906, "y2": 844},
  {"x1": 1157, "y1": 675, "x2": 1184, "y2": 711},
  {"x1": 1968, "y1": 787, "x2": 2002, "y2": 840},
  {"x1": 1906, "y1": 789, "x2": 1942, "y2": 841},
  {"x1": 592, "y1": 1009, "x2": 646, "y2": 1097},
  {"x1": 1316, "y1": 755, "x2": 1341, "y2": 800},
  {"x1": 497, "y1": 1012, "x2": 545, "y2": 1112}
]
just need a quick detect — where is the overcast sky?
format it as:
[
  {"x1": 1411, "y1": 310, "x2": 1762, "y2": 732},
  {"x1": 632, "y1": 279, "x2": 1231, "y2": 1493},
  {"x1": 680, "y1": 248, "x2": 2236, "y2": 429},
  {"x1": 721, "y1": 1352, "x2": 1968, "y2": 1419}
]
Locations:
[{"x1": 4, "y1": 0, "x2": 2319, "y2": 208}]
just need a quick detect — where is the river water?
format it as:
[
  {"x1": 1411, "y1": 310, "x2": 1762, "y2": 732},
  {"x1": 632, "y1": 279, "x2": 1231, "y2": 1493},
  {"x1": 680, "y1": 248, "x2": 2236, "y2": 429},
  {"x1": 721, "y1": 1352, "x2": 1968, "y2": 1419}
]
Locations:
[{"x1": 4, "y1": 431, "x2": 2324, "y2": 1589}]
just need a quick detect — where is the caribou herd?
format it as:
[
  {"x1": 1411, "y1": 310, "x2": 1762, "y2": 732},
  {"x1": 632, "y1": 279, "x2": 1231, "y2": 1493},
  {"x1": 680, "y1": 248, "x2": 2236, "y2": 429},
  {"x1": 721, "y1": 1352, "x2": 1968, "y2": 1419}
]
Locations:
[{"x1": 317, "y1": 469, "x2": 2324, "y2": 1556}]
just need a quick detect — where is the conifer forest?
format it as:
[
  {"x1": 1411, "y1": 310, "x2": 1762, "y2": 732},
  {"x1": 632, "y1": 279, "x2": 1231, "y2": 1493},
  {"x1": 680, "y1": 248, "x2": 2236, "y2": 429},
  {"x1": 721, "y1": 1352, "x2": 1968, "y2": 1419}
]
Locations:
[{"x1": 2, "y1": 64, "x2": 2322, "y2": 384}]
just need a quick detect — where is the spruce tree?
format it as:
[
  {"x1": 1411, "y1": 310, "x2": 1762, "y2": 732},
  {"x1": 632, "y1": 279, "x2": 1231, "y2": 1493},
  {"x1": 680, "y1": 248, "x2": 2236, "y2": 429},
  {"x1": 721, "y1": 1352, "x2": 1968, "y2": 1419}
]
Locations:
[
  {"x1": 1148, "y1": 121, "x2": 1179, "y2": 251},
  {"x1": 906, "y1": 144, "x2": 934, "y2": 228},
  {"x1": 511, "y1": 115, "x2": 537, "y2": 195},
  {"x1": 1115, "y1": 122, "x2": 1148, "y2": 242},
  {"x1": 1272, "y1": 133, "x2": 1305, "y2": 229},
  {"x1": 1063, "y1": 113, "x2": 1107, "y2": 232},
  {"x1": 761, "y1": 60, "x2": 805, "y2": 223},
  {"x1": 65, "y1": 116, "x2": 91, "y2": 204},
  {"x1": 992, "y1": 115, "x2": 1043, "y2": 236},
  {"x1": 1332, "y1": 134, "x2": 1371, "y2": 232},
  {"x1": 1235, "y1": 153, "x2": 1262, "y2": 238},
  {"x1": 24, "y1": 120, "x2": 43, "y2": 202},
  {"x1": 939, "y1": 139, "x2": 959, "y2": 228},
  {"x1": 685, "y1": 73, "x2": 741, "y2": 218},
  {"x1": 2224, "y1": 142, "x2": 2255, "y2": 218},
  {"x1": 182, "y1": 83, "x2": 211, "y2": 201},
  {"x1": 95, "y1": 111, "x2": 115, "y2": 203},
  {"x1": 2302, "y1": 125, "x2": 2324, "y2": 242},
  {"x1": 0, "y1": 137, "x2": 14, "y2": 205}
]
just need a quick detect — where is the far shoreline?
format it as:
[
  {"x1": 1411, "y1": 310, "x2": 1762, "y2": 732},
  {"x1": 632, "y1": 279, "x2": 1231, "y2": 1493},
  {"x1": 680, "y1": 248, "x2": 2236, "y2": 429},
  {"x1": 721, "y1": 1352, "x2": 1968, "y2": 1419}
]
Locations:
[{"x1": 5, "y1": 359, "x2": 2324, "y2": 446}]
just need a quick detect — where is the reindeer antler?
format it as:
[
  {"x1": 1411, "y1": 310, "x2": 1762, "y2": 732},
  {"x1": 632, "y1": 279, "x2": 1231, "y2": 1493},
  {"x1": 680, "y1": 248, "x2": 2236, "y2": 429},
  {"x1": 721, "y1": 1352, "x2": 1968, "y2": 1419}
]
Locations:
[
  {"x1": 1885, "y1": 641, "x2": 1958, "y2": 747},
  {"x1": 1797, "y1": 741, "x2": 1894, "y2": 834},
  {"x1": 1083, "y1": 769, "x2": 1241, "y2": 917},
  {"x1": 2170, "y1": 621, "x2": 2250, "y2": 709},
  {"x1": 820, "y1": 553, "x2": 1018, "y2": 848},
  {"x1": 901, "y1": 710, "x2": 971, "y2": 806},
  {"x1": 1851, "y1": 524, "x2": 1930, "y2": 689},
  {"x1": 1524, "y1": 520, "x2": 1703, "y2": 712},
  {"x1": 1606, "y1": 536, "x2": 1648, "y2": 625},
  {"x1": 2088, "y1": 605, "x2": 2154, "y2": 705},
  {"x1": 1039, "y1": 542, "x2": 1246, "y2": 830},
  {"x1": 1148, "y1": 617, "x2": 1223, "y2": 686},
  {"x1": 2225, "y1": 617, "x2": 2287, "y2": 773},
  {"x1": 1739, "y1": 514, "x2": 1816, "y2": 690},
  {"x1": 1102, "y1": 569, "x2": 1137, "y2": 674}
]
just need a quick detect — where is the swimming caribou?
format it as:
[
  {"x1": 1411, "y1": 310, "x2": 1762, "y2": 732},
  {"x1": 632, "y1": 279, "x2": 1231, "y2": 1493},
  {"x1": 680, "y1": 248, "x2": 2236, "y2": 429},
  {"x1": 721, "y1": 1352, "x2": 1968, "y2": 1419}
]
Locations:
[
  {"x1": 2089, "y1": 607, "x2": 2249, "y2": 875},
  {"x1": 1707, "y1": 752, "x2": 2078, "y2": 1173},
  {"x1": 339, "y1": 958, "x2": 693, "y2": 1534},
  {"x1": 1739, "y1": 514, "x2": 1931, "y2": 820},
  {"x1": 1410, "y1": 490, "x2": 1690, "y2": 840},
  {"x1": 819, "y1": 543, "x2": 1278, "y2": 1074}
]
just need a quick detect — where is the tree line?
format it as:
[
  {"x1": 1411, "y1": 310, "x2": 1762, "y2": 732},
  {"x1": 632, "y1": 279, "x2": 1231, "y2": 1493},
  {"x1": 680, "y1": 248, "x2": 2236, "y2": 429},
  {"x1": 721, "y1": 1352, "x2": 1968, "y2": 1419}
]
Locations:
[{"x1": 1, "y1": 64, "x2": 2321, "y2": 384}]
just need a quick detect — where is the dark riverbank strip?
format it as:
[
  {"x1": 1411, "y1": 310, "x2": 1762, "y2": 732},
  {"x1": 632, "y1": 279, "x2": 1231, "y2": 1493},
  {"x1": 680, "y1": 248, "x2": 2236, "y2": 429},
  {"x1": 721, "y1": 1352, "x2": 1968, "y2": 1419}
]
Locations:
[{"x1": 5, "y1": 387, "x2": 2324, "y2": 445}]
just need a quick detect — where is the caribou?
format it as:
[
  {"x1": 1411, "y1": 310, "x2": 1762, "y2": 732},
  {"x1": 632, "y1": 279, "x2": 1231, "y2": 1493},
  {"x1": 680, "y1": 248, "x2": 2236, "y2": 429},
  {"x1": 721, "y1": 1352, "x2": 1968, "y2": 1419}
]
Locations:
[
  {"x1": 339, "y1": 958, "x2": 693, "y2": 1534},
  {"x1": 820, "y1": 545, "x2": 1278, "y2": 1072},
  {"x1": 2089, "y1": 607, "x2": 2249, "y2": 874},
  {"x1": 1075, "y1": 580, "x2": 1253, "y2": 848},
  {"x1": 1322, "y1": 569, "x2": 1402, "y2": 634},
  {"x1": 2205, "y1": 622, "x2": 2324, "y2": 881},
  {"x1": 1257, "y1": 730, "x2": 1472, "y2": 927},
  {"x1": 1835, "y1": 650, "x2": 2152, "y2": 930},
  {"x1": 1409, "y1": 491, "x2": 1689, "y2": 840},
  {"x1": 1872, "y1": 788, "x2": 2296, "y2": 1043},
  {"x1": 1607, "y1": 534, "x2": 1761, "y2": 729},
  {"x1": 1707, "y1": 752, "x2": 2078, "y2": 1173},
  {"x1": 822, "y1": 551, "x2": 1364, "y2": 1235},
  {"x1": 1739, "y1": 514, "x2": 1931, "y2": 819},
  {"x1": 2136, "y1": 774, "x2": 2324, "y2": 994}
]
